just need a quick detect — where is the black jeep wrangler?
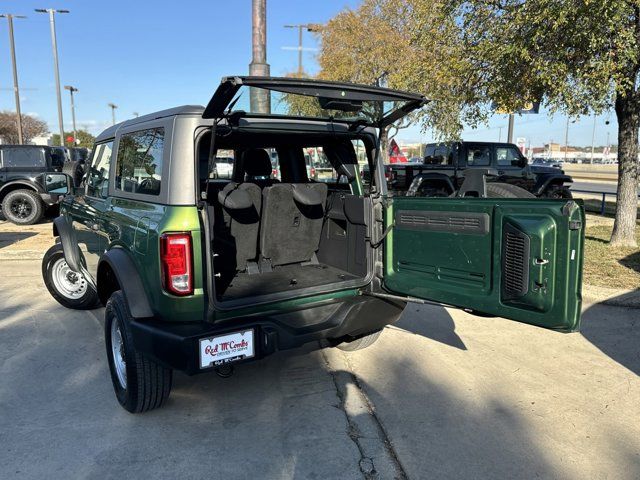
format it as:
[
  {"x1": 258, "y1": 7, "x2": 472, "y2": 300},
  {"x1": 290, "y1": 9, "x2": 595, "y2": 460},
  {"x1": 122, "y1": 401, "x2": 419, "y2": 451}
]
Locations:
[
  {"x1": 0, "y1": 145, "x2": 81, "y2": 225},
  {"x1": 391, "y1": 141, "x2": 573, "y2": 199}
]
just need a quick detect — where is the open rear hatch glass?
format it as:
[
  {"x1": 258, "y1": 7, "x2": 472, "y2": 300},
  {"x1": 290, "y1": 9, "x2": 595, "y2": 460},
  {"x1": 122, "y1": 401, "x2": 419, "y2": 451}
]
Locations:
[{"x1": 203, "y1": 76, "x2": 426, "y2": 127}]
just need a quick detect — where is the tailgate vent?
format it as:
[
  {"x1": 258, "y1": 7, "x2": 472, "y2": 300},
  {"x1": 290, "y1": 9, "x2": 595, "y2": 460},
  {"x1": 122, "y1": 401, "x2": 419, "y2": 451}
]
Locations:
[{"x1": 501, "y1": 223, "x2": 530, "y2": 299}]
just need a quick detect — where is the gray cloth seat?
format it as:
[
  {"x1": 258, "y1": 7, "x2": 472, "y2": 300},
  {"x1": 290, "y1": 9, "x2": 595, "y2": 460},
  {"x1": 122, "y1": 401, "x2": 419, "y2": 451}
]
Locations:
[
  {"x1": 260, "y1": 183, "x2": 328, "y2": 266},
  {"x1": 216, "y1": 182, "x2": 262, "y2": 271},
  {"x1": 242, "y1": 148, "x2": 278, "y2": 189}
]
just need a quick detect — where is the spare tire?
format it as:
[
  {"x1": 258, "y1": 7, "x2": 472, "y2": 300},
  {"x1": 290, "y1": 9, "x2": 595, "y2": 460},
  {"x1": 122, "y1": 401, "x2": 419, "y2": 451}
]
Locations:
[
  {"x1": 62, "y1": 160, "x2": 84, "y2": 188},
  {"x1": 485, "y1": 182, "x2": 535, "y2": 198}
]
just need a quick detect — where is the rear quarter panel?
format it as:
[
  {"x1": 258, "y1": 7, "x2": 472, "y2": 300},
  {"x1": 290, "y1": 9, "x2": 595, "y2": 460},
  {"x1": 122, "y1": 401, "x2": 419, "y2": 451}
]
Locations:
[{"x1": 105, "y1": 200, "x2": 205, "y2": 322}]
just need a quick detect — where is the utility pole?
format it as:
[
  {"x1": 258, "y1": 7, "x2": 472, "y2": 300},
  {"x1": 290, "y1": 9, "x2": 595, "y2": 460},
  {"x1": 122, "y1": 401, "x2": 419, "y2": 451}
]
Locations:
[
  {"x1": 590, "y1": 113, "x2": 597, "y2": 163},
  {"x1": 1, "y1": 14, "x2": 27, "y2": 144},
  {"x1": 283, "y1": 24, "x2": 321, "y2": 76},
  {"x1": 507, "y1": 114, "x2": 514, "y2": 143},
  {"x1": 498, "y1": 126, "x2": 503, "y2": 142},
  {"x1": 64, "y1": 85, "x2": 78, "y2": 145},
  {"x1": 35, "y1": 8, "x2": 69, "y2": 146},
  {"x1": 108, "y1": 103, "x2": 118, "y2": 126},
  {"x1": 249, "y1": 0, "x2": 270, "y2": 114}
]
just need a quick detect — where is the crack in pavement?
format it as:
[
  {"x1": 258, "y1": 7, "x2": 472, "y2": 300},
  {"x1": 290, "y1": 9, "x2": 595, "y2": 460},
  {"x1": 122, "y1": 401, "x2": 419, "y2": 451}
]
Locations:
[{"x1": 322, "y1": 348, "x2": 408, "y2": 480}]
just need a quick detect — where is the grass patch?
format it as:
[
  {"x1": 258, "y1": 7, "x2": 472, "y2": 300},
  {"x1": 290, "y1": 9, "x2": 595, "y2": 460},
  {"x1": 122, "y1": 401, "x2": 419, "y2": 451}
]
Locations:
[{"x1": 583, "y1": 224, "x2": 640, "y2": 289}]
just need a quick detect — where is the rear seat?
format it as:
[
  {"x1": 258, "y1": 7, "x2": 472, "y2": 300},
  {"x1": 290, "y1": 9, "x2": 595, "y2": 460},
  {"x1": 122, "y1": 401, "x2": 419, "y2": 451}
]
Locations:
[
  {"x1": 260, "y1": 183, "x2": 328, "y2": 266},
  {"x1": 216, "y1": 182, "x2": 261, "y2": 271}
]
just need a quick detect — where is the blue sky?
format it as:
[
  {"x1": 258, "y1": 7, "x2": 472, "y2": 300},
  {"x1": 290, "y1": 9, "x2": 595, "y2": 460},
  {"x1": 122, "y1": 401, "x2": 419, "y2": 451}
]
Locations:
[{"x1": 0, "y1": 0, "x2": 617, "y2": 147}]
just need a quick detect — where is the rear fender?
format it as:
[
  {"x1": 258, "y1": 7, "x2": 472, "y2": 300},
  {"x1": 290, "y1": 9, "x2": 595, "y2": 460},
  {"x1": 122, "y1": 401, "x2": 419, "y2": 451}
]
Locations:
[
  {"x1": 407, "y1": 173, "x2": 455, "y2": 196},
  {"x1": 98, "y1": 248, "x2": 154, "y2": 319}
]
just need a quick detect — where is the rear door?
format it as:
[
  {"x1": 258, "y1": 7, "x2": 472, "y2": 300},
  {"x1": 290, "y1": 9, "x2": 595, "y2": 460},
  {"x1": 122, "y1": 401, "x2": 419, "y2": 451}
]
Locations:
[
  {"x1": 383, "y1": 196, "x2": 584, "y2": 331},
  {"x1": 202, "y1": 76, "x2": 426, "y2": 128}
]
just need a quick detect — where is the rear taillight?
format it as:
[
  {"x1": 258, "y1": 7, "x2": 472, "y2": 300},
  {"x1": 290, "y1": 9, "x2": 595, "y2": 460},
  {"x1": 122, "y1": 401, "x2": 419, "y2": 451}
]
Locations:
[{"x1": 160, "y1": 233, "x2": 193, "y2": 296}]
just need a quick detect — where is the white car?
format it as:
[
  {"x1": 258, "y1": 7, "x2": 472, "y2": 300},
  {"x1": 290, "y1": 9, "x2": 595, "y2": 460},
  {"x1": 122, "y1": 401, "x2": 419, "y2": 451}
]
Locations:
[{"x1": 214, "y1": 157, "x2": 234, "y2": 178}]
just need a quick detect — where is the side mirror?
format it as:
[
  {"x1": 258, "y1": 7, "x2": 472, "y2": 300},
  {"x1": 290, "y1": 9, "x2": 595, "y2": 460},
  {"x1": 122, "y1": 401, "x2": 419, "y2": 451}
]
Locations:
[
  {"x1": 43, "y1": 173, "x2": 72, "y2": 195},
  {"x1": 514, "y1": 157, "x2": 528, "y2": 168}
]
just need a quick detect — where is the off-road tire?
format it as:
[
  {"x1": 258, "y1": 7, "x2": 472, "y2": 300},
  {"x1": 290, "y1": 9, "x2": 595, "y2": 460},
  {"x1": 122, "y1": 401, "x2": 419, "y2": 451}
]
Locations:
[
  {"x1": 337, "y1": 330, "x2": 383, "y2": 352},
  {"x1": 63, "y1": 160, "x2": 84, "y2": 188},
  {"x1": 105, "y1": 291, "x2": 172, "y2": 413},
  {"x1": 543, "y1": 185, "x2": 573, "y2": 199},
  {"x1": 486, "y1": 182, "x2": 536, "y2": 198},
  {"x1": 2, "y1": 189, "x2": 44, "y2": 225},
  {"x1": 42, "y1": 244, "x2": 100, "y2": 309}
]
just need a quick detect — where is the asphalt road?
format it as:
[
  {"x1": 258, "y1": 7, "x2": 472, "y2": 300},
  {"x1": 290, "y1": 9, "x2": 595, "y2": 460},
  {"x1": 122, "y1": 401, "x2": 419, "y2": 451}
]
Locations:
[
  {"x1": 1, "y1": 259, "x2": 639, "y2": 479},
  {"x1": 571, "y1": 181, "x2": 619, "y2": 195}
]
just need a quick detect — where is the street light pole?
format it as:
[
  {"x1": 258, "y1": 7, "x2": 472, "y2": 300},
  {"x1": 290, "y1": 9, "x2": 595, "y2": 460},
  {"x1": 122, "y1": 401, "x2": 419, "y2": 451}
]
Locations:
[
  {"x1": 64, "y1": 85, "x2": 78, "y2": 145},
  {"x1": 507, "y1": 114, "x2": 514, "y2": 143},
  {"x1": 564, "y1": 116, "x2": 571, "y2": 162},
  {"x1": 35, "y1": 8, "x2": 69, "y2": 147},
  {"x1": 1, "y1": 14, "x2": 27, "y2": 144},
  {"x1": 108, "y1": 103, "x2": 118, "y2": 126},
  {"x1": 284, "y1": 24, "x2": 321, "y2": 76}
]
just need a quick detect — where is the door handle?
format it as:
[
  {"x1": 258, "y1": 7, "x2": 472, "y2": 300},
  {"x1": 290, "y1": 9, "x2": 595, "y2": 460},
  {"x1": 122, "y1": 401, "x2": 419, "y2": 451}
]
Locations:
[{"x1": 498, "y1": 170, "x2": 505, "y2": 175}]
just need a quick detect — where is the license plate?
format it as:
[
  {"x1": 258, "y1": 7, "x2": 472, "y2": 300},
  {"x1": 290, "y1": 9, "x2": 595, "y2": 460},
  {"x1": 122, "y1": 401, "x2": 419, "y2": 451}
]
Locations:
[{"x1": 199, "y1": 329, "x2": 255, "y2": 369}]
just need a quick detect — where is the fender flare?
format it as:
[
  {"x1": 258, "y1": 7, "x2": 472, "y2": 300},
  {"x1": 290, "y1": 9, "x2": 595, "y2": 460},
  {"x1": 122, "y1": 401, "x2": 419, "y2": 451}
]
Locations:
[
  {"x1": 535, "y1": 174, "x2": 573, "y2": 195},
  {"x1": 0, "y1": 179, "x2": 43, "y2": 199},
  {"x1": 53, "y1": 216, "x2": 83, "y2": 273},
  {"x1": 98, "y1": 248, "x2": 154, "y2": 318}
]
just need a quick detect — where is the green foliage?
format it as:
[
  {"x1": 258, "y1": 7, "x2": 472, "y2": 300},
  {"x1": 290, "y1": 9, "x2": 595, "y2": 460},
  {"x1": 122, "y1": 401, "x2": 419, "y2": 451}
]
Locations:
[{"x1": 51, "y1": 130, "x2": 95, "y2": 148}]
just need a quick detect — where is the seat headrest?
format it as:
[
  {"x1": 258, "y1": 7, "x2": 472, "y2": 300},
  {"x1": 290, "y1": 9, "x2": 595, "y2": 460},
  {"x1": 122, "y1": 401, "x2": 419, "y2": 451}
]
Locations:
[
  {"x1": 218, "y1": 187, "x2": 253, "y2": 210},
  {"x1": 292, "y1": 185, "x2": 324, "y2": 206},
  {"x1": 243, "y1": 149, "x2": 272, "y2": 177}
]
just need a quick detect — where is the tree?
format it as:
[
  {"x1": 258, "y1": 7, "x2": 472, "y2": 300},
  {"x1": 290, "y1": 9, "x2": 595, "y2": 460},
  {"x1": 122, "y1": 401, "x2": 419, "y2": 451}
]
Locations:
[
  {"x1": 0, "y1": 111, "x2": 48, "y2": 144},
  {"x1": 51, "y1": 130, "x2": 96, "y2": 149},
  {"x1": 311, "y1": 0, "x2": 435, "y2": 159},
  {"x1": 448, "y1": 0, "x2": 640, "y2": 247}
]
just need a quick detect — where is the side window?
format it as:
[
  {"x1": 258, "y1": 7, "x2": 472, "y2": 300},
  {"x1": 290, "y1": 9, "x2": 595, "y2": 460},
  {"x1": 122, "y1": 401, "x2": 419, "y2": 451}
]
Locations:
[
  {"x1": 115, "y1": 128, "x2": 164, "y2": 196},
  {"x1": 496, "y1": 146, "x2": 522, "y2": 166},
  {"x1": 434, "y1": 146, "x2": 453, "y2": 165},
  {"x1": 86, "y1": 141, "x2": 113, "y2": 198},
  {"x1": 466, "y1": 145, "x2": 491, "y2": 166},
  {"x1": 1, "y1": 148, "x2": 46, "y2": 168}
]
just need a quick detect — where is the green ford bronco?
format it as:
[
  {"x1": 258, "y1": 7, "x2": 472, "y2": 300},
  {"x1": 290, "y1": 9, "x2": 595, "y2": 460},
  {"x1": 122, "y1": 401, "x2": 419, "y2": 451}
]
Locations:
[{"x1": 41, "y1": 77, "x2": 585, "y2": 413}]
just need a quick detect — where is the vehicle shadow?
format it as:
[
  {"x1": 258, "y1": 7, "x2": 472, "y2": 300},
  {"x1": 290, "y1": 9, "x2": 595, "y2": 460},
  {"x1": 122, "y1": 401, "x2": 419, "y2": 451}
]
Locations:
[
  {"x1": 393, "y1": 303, "x2": 467, "y2": 350},
  {"x1": 0, "y1": 232, "x2": 37, "y2": 249},
  {"x1": 581, "y1": 291, "x2": 640, "y2": 376}
]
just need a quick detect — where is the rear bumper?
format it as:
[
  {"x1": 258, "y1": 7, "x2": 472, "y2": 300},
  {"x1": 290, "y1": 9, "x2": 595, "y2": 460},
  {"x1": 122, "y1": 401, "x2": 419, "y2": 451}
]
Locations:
[{"x1": 129, "y1": 295, "x2": 405, "y2": 375}]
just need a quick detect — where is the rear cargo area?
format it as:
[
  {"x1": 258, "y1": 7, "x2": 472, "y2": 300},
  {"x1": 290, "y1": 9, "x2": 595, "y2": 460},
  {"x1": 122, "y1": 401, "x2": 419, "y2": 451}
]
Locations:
[{"x1": 198, "y1": 128, "x2": 372, "y2": 305}]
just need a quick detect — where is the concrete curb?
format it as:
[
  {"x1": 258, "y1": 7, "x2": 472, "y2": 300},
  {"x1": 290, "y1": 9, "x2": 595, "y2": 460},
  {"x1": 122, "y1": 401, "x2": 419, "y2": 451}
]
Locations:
[{"x1": 582, "y1": 284, "x2": 640, "y2": 308}]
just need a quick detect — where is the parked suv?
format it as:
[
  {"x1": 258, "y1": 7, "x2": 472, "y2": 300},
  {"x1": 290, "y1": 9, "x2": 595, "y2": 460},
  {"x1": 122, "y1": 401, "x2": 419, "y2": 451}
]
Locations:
[
  {"x1": 0, "y1": 144, "x2": 71, "y2": 225},
  {"x1": 391, "y1": 141, "x2": 573, "y2": 199},
  {"x1": 41, "y1": 77, "x2": 585, "y2": 413}
]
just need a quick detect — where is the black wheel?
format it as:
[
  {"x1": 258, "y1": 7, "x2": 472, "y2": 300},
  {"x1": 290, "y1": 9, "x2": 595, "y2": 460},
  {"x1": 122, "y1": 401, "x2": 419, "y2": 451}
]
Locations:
[
  {"x1": 105, "y1": 291, "x2": 172, "y2": 413},
  {"x1": 486, "y1": 182, "x2": 536, "y2": 198},
  {"x1": 336, "y1": 330, "x2": 383, "y2": 352},
  {"x1": 2, "y1": 189, "x2": 44, "y2": 225},
  {"x1": 543, "y1": 185, "x2": 573, "y2": 199},
  {"x1": 42, "y1": 244, "x2": 100, "y2": 309},
  {"x1": 62, "y1": 160, "x2": 84, "y2": 187}
]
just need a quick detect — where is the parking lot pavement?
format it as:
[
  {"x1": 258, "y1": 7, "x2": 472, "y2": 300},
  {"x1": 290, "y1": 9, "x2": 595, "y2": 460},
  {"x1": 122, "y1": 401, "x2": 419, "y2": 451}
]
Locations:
[
  {"x1": 1, "y1": 259, "x2": 639, "y2": 479},
  {"x1": 0, "y1": 220, "x2": 53, "y2": 260}
]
